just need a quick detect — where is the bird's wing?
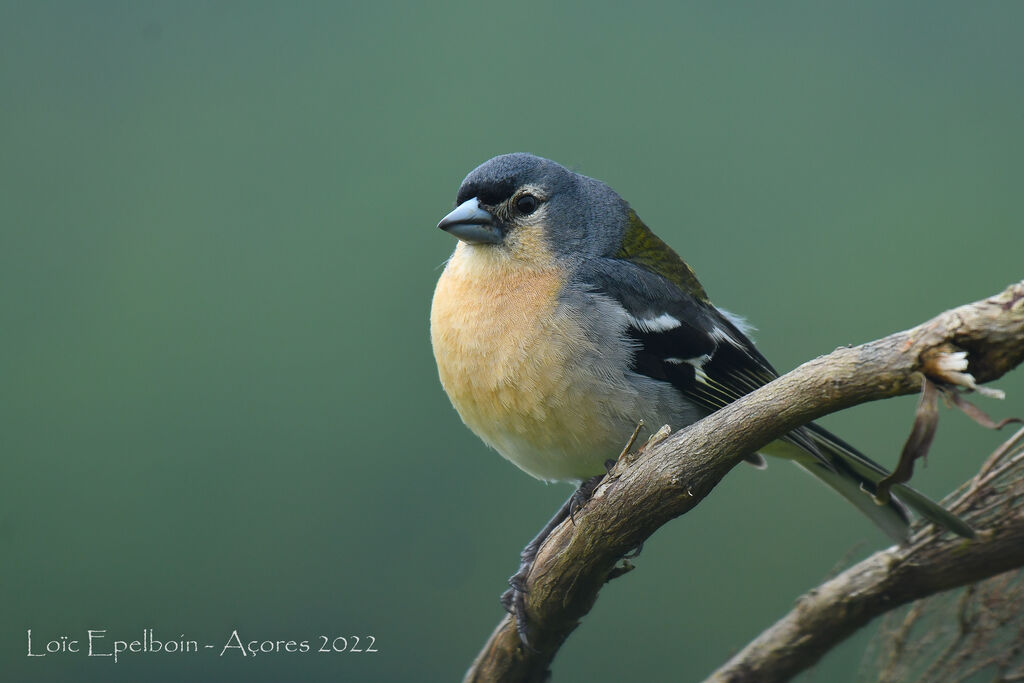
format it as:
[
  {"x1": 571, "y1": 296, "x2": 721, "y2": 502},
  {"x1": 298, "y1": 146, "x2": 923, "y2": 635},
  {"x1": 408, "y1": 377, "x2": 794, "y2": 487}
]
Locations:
[
  {"x1": 577, "y1": 254, "x2": 827, "y2": 465},
  {"x1": 578, "y1": 257, "x2": 777, "y2": 413},
  {"x1": 575, "y1": 217, "x2": 972, "y2": 538}
]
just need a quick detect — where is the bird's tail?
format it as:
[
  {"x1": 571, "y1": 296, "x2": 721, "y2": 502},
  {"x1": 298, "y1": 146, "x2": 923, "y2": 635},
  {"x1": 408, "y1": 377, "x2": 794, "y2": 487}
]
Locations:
[{"x1": 763, "y1": 423, "x2": 974, "y2": 544}]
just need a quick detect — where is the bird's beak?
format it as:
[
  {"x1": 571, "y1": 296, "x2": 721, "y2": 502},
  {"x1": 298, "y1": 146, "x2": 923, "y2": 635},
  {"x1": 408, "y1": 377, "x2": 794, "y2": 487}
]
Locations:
[{"x1": 437, "y1": 198, "x2": 501, "y2": 244}]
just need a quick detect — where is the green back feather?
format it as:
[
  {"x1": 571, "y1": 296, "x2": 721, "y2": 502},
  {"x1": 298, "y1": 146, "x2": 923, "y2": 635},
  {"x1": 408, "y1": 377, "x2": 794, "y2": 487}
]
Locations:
[{"x1": 615, "y1": 211, "x2": 709, "y2": 301}]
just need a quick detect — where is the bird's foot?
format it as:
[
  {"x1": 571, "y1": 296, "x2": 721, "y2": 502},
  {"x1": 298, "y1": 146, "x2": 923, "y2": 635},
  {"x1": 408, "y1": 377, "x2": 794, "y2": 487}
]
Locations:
[
  {"x1": 569, "y1": 472, "x2": 603, "y2": 524},
  {"x1": 501, "y1": 473, "x2": 605, "y2": 647},
  {"x1": 500, "y1": 560, "x2": 536, "y2": 648}
]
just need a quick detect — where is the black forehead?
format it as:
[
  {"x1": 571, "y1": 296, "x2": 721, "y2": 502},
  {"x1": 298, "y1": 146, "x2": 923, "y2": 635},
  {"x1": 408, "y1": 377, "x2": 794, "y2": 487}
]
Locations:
[{"x1": 456, "y1": 153, "x2": 568, "y2": 206}]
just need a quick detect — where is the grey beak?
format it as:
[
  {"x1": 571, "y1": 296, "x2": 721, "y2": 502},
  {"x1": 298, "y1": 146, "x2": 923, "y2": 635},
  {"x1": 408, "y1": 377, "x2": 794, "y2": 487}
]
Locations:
[{"x1": 437, "y1": 198, "x2": 501, "y2": 244}]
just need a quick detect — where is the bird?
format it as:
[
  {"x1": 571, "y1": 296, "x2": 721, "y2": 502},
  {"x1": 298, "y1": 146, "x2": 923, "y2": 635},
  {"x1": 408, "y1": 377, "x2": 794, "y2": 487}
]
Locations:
[{"x1": 429, "y1": 152, "x2": 973, "y2": 641}]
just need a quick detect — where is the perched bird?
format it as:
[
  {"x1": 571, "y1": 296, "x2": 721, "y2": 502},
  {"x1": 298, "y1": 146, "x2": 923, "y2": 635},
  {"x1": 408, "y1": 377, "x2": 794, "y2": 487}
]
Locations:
[{"x1": 430, "y1": 153, "x2": 973, "y2": 639}]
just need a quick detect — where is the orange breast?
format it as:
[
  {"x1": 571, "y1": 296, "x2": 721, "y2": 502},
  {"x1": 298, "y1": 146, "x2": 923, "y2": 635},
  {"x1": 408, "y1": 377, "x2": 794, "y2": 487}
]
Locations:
[{"x1": 429, "y1": 241, "x2": 613, "y2": 480}]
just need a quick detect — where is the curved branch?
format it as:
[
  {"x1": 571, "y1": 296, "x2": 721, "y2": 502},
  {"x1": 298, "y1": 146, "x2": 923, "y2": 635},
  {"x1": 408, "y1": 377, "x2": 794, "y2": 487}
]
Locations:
[
  {"x1": 464, "y1": 281, "x2": 1024, "y2": 683},
  {"x1": 707, "y1": 509, "x2": 1024, "y2": 682}
]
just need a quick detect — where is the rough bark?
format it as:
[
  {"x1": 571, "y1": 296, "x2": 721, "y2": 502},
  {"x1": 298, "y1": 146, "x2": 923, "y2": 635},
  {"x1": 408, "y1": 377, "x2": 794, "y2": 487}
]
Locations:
[
  {"x1": 464, "y1": 281, "x2": 1024, "y2": 683},
  {"x1": 708, "y1": 511, "x2": 1024, "y2": 682}
]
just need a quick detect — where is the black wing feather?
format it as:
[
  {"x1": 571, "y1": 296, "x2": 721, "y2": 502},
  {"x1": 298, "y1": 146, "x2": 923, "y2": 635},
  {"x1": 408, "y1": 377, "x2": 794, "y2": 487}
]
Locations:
[{"x1": 580, "y1": 257, "x2": 828, "y2": 465}]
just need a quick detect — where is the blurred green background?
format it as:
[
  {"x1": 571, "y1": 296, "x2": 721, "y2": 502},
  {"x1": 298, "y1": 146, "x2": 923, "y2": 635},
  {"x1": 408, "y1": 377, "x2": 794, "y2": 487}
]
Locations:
[{"x1": 2, "y1": 2, "x2": 1021, "y2": 681}]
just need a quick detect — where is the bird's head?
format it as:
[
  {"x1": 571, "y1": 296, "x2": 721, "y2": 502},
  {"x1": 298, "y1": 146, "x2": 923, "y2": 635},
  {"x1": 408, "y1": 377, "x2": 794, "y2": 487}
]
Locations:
[{"x1": 437, "y1": 153, "x2": 631, "y2": 262}]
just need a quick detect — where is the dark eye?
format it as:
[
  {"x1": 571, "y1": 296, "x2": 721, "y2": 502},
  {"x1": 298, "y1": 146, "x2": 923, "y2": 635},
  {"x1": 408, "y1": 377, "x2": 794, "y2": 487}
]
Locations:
[{"x1": 514, "y1": 193, "x2": 539, "y2": 216}]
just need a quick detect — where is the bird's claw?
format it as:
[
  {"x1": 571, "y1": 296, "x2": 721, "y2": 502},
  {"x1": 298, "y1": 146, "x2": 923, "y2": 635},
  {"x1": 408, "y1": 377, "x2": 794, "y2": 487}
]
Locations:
[
  {"x1": 569, "y1": 473, "x2": 603, "y2": 525},
  {"x1": 501, "y1": 565, "x2": 534, "y2": 647},
  {"x1": 500, "y1": 473, "x2": 605, "y2": 648}
]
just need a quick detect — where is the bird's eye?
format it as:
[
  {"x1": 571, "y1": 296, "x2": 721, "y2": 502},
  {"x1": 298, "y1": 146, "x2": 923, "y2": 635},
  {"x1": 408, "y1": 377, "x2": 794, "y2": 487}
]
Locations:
[{"x1": 514, "y1": 193, "x2": 539, "y2": 216}]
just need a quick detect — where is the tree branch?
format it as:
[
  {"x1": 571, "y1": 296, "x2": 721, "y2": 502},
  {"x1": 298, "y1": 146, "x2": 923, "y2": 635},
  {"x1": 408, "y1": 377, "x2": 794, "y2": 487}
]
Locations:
[
  {"x1": 464, "y1": 281, "x2": 1024, "y2": 683},
  {"x1": 708, "y1": 450, "x2": 1024, "y2": 682}
]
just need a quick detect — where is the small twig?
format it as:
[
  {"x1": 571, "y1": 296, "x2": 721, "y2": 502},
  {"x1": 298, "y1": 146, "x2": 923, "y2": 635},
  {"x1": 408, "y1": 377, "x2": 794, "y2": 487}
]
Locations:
[
  {"x1": 919, "y1": 586, "x2": 977, "y2": 681},
  {"x1": 876, "y1": 377, "x2": 941, "y2": 505},
  {"x1": 876, "y1": 602, "x2": 924, "y2": 683},
  {"x1": 976, "y1": 425, "x2": 1024, "y2": 481}
]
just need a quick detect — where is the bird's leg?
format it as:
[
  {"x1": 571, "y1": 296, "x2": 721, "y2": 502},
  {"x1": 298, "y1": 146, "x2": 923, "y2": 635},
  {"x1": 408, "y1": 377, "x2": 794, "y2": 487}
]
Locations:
[{"x1": 501, "y1": 473, "x2": 604, "y2": 646}]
